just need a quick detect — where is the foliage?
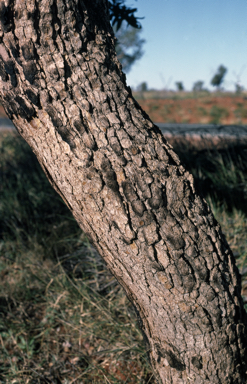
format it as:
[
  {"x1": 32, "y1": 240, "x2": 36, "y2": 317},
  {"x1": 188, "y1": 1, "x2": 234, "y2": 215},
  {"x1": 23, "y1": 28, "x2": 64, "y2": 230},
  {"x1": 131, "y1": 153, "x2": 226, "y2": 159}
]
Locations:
[
  {"x1": 136, "y1": 81, "x2": 148, "y2": 92},
  {"x1": 193, "y1": 80, "x2": 204, "y2": 92},
  {"x1": 233, "y1": 66, "x2": 246, "y2": 94},
  {"x1": 234, "y1": 102, "x2": 247, "y2": 122},
  {"x1": 114, "y1": 22, "x2": 145, "y2": 73},
  {"x1": 235, "y1": 83, "x2": 244, "y2": 94},
  {"x1": 209, "y1": 105, "x2": 229, "y2": 124},
  {"x1": 108, "y1": 0, "x2": 143, "y2": 30},
  {"x1": 197, "y1": 106, "x2": 208, "y2": 117},
  {"x1": 175, "y1": 81, "x2": 184, "y2": 91},
  {"x1": 211, "y1": 65, "x2": 228, "y2": 90}
]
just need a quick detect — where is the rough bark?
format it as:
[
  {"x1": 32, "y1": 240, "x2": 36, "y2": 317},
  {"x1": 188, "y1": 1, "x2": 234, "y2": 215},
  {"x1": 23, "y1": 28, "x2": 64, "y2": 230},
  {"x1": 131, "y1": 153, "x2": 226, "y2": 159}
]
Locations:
[{"x1": 0, "y1": 0, "x2": 247, "y2": 382}]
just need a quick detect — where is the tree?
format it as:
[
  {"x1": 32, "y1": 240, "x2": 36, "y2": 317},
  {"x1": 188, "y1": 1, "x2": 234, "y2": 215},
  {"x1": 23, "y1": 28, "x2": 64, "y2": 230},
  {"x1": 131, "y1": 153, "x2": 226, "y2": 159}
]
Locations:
[
  {"x1": 233, "y1": 66, "x2": 246, "y2": 94},
  {"x1": 114, "y1": 22, "x2": 145, "y2": 73},
  {"x1": 108, "y1": 0, "x2": 143, "y2": 30},
  {"x1": 211, "y1": 65, "x2": 227, "y2": 91},
  {"x1": 175, "y1": 81, "x2": 184, "y2": 91},
  {"x1": 193, "y1": 80, "x2": 204, "y2": 92},
  {"x1": 137, "y1": 81, "x2": 148, "y2": 92},
  {"x1": 0, "y1": 1, "x2": 246, "y2": 383},
  {"x1": 235, "y1": 83, "x2": 244, "y2": 94}
]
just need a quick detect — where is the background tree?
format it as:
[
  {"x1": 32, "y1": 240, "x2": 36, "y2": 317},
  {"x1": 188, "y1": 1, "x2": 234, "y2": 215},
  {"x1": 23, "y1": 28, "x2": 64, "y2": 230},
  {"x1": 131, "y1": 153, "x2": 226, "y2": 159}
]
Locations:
[
  {"x1": 0, "y1": 0, "x2": 246, "y2": 383},
  {"x1": 114, "y1": 21, "x2": 145, "y2": 73},
  {"x1": 211, "y1": 65, "x2": 227, "y2": 91},
  {"x1": 137, "y1": 81, "x2": 148, "y2": 92},
  {"x1": 235, "y1": 83, "x2": 244, "y2": 94},
  {"x1": 175, "y1": 81, "x2": 184, "y2": 91},
  {"x1": 192, "y1": 80, "x2": 204, "y2": 92},
  {"x1": 233, "y1": 66, "x2": 246, "y2": 94}
]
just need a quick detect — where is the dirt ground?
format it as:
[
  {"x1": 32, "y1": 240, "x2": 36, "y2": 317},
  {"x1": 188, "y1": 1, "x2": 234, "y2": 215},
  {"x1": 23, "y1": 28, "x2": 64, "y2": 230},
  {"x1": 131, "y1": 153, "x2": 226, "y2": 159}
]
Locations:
[
  {"x1": 136, "y1": 94, "x2": 247, "y2": 125},
  {"x1": 1, "y1": 93, "x2": 247, "y2": 125}
]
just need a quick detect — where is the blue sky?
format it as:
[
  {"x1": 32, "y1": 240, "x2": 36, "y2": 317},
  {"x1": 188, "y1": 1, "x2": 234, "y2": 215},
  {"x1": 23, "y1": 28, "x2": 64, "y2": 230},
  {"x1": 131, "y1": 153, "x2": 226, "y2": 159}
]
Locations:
[{"x1": 125, "y1": 0, "x2": 247, "y2": 91}]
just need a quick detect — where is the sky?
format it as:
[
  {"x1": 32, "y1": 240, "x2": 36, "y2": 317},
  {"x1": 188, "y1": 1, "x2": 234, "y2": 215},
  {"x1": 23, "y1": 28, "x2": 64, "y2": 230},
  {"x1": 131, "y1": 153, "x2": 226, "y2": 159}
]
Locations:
[{"x1": 125, "y1": 0, "x2": 247, "y2": 92}]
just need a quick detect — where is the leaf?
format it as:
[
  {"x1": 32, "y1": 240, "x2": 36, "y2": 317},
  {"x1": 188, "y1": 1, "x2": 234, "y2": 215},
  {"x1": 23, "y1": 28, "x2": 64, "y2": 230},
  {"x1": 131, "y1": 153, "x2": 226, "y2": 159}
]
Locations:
[{"x1": 108, "y1": 0, "x2": 143, "y2": 30}]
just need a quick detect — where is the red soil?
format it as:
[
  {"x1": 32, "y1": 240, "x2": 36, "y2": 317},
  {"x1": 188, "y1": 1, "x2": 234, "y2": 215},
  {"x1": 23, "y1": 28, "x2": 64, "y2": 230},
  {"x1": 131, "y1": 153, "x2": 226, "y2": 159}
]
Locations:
[{"x1": 137, "y1": 95, "x2": 247, "y2": 125}]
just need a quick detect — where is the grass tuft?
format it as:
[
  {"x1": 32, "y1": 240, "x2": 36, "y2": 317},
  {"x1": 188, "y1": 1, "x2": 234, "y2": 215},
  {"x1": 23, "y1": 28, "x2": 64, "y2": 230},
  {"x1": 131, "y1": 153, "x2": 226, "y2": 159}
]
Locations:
[{"x1": 1, "y1": 131, "x2": 247, "y2": 382}]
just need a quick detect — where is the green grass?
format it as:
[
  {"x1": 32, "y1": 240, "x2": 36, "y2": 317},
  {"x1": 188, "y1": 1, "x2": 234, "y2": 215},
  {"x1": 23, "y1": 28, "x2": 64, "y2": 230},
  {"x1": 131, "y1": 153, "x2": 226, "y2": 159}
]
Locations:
[
  {"x1": 1, "y1": 131, "x2": 247, "y2": 382},
  {"x1": 234, "y1": 103, "x2": 247, "y2": 122},
  {"x1": 209, "y1": 105, "x2": 229, "y2": 124},
  {"x1": 197, "y1": 106, "x2": 208, "y2": 117}
]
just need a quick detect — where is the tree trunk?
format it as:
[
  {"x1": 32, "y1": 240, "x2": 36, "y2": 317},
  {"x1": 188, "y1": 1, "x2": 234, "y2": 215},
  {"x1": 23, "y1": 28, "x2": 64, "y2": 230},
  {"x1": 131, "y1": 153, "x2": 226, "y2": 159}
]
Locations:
[{"x1": 0, "y1": 0, "x2": 246, "y2": 382}]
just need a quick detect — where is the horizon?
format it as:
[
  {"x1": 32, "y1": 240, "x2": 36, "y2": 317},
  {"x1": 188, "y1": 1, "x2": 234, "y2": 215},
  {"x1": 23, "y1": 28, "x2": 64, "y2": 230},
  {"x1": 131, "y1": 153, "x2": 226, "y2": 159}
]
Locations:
[{"x1": 125, "y1": 0, "x2": 247, "y2": 92}]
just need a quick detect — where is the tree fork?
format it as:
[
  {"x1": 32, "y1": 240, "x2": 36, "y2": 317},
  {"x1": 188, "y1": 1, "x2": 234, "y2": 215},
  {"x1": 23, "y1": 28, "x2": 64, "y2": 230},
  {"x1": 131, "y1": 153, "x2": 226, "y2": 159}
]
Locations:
[{"x1": 0, "y1": 0, "x2": 246, "y2": 382}]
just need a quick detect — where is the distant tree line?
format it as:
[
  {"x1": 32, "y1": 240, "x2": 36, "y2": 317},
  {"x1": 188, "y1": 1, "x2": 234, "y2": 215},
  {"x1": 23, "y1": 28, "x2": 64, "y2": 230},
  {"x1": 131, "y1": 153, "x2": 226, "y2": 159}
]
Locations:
[
  {"x1": 135, "y1": 64, "x2": 245, "y2": 93},
  {"x1": 177, "y1": 65, "x2": 229, "y2": 92}
]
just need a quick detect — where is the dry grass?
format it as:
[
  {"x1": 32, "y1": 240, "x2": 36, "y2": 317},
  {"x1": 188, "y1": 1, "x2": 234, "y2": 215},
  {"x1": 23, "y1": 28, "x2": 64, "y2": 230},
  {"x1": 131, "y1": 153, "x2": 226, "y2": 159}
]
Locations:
[
  {"x1": 0, "y1": 244, "x2": 154, "y2": 383},
  {"x1": 0, "y1": 132, "x2": 154, "y2": 383},
  {"x1": 1, "y1": 131, "x2": 247, "y2": 383}
]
